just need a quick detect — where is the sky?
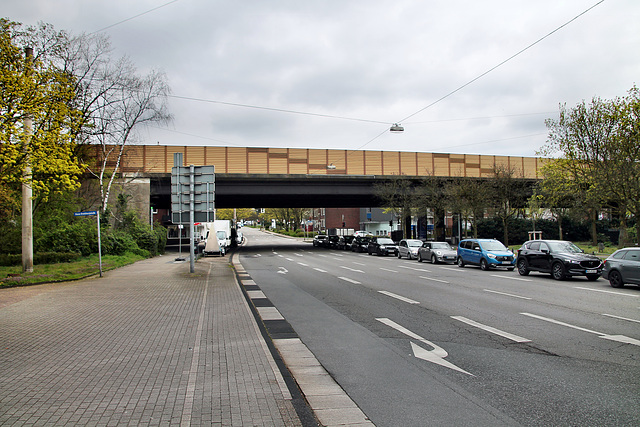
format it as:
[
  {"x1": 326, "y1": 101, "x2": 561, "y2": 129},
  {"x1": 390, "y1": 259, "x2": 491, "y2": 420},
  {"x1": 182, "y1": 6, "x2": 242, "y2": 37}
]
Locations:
[{"x1": 4, "y1": 0, "x2": 639, "y2": 157}]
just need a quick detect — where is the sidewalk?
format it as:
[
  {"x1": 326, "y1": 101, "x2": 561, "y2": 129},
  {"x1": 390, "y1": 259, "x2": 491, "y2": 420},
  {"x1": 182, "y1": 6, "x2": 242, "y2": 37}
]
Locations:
[{"x1": 0, "y1": 254, "x2": 304, "y2": 426}]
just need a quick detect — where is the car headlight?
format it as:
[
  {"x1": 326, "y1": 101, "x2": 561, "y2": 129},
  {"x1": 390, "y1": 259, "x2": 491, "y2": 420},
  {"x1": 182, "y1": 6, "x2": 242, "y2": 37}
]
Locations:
[
  {"x1": 487, "y1": 253, "x2": 497, "y2": 259},
  {"x1": 435, "y1": 250, "x2": 442, "y2": 255}
]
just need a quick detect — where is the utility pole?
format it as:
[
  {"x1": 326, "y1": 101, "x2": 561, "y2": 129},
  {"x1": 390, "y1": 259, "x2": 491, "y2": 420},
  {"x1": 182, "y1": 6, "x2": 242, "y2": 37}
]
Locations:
[{"x1": 22, "y1": 47, "x2": 34, "y2": 273}]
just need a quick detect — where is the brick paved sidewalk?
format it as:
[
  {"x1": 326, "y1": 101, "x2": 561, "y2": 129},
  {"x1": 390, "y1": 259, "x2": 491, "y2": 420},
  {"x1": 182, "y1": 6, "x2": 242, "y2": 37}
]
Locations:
[{"x1": 0, "y1": 254, "x2": 303, "y2": 426}]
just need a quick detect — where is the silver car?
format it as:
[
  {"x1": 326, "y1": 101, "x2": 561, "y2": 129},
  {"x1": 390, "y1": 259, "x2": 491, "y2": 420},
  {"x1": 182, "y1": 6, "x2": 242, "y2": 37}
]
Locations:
[
  {"x1": 397, "y1": 239, "x2": 423, "y2": 260},
  {"x1": 417, "y1": 241, "x2": 457, "y2": 264},
  {"x1": 602, "y1": 247, "x2": 640, "y2": 288}
]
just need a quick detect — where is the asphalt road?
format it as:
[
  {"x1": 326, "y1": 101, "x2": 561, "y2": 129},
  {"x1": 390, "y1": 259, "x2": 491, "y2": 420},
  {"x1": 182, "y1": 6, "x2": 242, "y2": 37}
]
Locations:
[{"x1": 238, "y1": 228, "x2": 640, "y2": 427}]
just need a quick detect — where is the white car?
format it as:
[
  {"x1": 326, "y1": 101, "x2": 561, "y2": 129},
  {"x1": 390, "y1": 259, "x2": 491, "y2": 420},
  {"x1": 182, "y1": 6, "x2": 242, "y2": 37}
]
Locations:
[{"x1": 397, "y1": 239, "x2": 423, "y2": 260}]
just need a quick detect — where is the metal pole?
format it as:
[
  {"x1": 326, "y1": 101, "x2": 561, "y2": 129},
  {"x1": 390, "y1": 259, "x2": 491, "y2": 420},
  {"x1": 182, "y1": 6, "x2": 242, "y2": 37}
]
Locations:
[
  {"x1": 97, "y1": 211, "x2": 103, "y2": 277},
  {"x1": 189, "y1": 164, "x2": 195, "y2": 273},
  {"x1": 22, "y1": 47, "x2": 34, "y2": 273}
]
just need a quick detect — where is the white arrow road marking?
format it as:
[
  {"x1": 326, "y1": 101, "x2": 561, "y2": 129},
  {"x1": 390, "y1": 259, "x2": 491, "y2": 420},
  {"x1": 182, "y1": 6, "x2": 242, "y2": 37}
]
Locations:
[
  {"x1": 340, "y1": 266, "x2": 364, "y2": 273},
  {"x1": 522, "y1": 312, "x2": 640, "y2": 347},
  {"x1": 376, "y1": 318, "x2": 473, "y2": 376},
  {"x1": 339, "y1": 277, "x2": 360, "y2": 284},
  {"x1": 378, "y1": 291, "x2": 420, "y2": 304},
  {"x1": 452, "y1": 316, "x2": 531, "y2": 343},
  {"x1": 277, "y1": 267, "x2": 288, "y2": 274}
]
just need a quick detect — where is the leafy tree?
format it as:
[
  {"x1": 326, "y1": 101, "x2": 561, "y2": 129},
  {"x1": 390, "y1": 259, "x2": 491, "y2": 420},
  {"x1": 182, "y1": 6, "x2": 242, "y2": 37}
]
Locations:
[
  {"x1": 488, "y1": 164, "x2": 529, "y2": 246},
  {"x1": 541, "y1": 88, "x2": 639, "y2": 246},
  {"x1": 0, "y1": 19, "x2": 84, "y2": 207},
  {"x1": 445, "y1": 177, "x2": 488, "y2": 238},
  {"x1": 373, "y1": 176, "x2": 416, "y2": 238}
]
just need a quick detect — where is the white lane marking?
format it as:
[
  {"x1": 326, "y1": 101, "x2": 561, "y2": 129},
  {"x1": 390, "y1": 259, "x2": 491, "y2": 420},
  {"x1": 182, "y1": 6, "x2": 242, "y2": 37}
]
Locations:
[
  {"x1": 318, "y1": 254, "x2": 328, "y2": 258},
  {"x1": 297, "y1": 262, "x2": 308, "y2": 266},
  {"x1": 353, "y1": 262, "x2": 366, "y2": 266},
  {"x1": 574, "y1": 287, "x2": 639, "y2": 297},
  {"x1": 490, "y1": 274, "x2": 531, "y2": 282},
  {"x1": 602, "y1": 314, "x2": 640, "y2": 324},
  {"x1": 277, "y1": 254, "x2": 284, "y2": 257},
  {"x1": 521, "y1": 312, "x2": 640, "y2": 346},
  {"x1": 376, "y1": 318, "x2": 473, "y2": 376},
  {"x1": 484, "y1": 289, "x2": 532, "y2": 300},
  {"x1": 277, "y1": 267, "x2": 288, "y2": 275},
  {"x1": 339, "y1": 277, "x2": 361, "y2": 284},
  {"x1": 380, "y1": 267, "x2": 398, "y2": 273},
  {"x1": 452, "y1": 316, "x2": 531, "y2": 343},
  {"x1": 294, "y1": 253, "x2": 304, "y2": 257},
  {"x1": 285, "y1": 258, "x2": 294, "y2": 261},
  {"x1": 398, "y1": 265, "x2": 431, "y2": 273},
  {"x1": 340, "y1": 266, "x2": 364, "y2": 273},
  {"x1": 419, "y1": 276, "x2": 449, "y2": 284},
  {"x1": 378, "y1": 291, "x2": 420, "y2": 304},
  {"x1": 332, "y1": 253, "x2": 344, "y2": 257},
  {"x1": 313, "y1": 268, "x2": 327, "y2": 273}
]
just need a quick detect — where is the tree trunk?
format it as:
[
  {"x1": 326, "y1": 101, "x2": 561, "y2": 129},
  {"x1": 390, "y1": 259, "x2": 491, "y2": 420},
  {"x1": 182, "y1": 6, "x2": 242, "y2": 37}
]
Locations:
[{"x1": 590, "y1": 209, "x2": 598, "y2": 246}]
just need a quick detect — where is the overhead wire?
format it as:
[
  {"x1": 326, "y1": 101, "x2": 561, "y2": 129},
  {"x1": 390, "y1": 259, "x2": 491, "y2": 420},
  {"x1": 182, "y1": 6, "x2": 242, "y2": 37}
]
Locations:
[
  {"x1": 89, "y1": 0, "x2": 181, "y2": 35},
  {"x1": 354, "y1": 0, "x2": 606, "y2": 151}
]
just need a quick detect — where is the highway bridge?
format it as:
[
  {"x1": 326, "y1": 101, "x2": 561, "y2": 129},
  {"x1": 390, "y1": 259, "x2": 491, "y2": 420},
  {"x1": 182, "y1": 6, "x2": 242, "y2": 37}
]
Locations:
[{"x1": 106, "y1": 145, "x2": 543, "y2": 214}]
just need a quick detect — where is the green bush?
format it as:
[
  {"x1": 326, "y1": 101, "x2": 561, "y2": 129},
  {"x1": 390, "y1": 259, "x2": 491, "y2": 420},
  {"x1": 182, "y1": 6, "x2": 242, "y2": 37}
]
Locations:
[
  {"x1": 101, "y1": 232, "x2": 139, "y2": 256},
  {"x1": 35, "y1": 220, "x2": 98, "y2": 256},
  {"x1": 0, "y1": 252, "x2": 82, "y2": 266}
]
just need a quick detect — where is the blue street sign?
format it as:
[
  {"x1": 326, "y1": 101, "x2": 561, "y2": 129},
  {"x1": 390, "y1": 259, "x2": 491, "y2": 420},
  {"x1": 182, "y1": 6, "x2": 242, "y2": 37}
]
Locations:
[{"x1": 74, "y1": 211, "x2": 98, "y2": 216}]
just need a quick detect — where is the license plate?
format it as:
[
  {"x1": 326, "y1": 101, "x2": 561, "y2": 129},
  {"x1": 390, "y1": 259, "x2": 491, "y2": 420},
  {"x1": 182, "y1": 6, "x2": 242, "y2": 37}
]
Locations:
[
  {"x1": 585, "y1": 269, "x2": 598, "y2": 274},
  {"x1": 501, "y1": 261, "x2": 512, "y2": 265}
]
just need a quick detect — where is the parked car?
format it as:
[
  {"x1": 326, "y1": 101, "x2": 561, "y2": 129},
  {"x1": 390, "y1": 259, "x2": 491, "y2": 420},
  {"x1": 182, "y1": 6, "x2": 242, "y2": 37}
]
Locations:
[
  {"x1": 397, "y1": 239, "x2": 423, "y2": 259},
  {"x1": 327, "y1": 235, "x2": 341, "y2": 249},
  {"x1": 602, "y1": 247, "x2": 640, "y2": 288},
  {"x1": 368, "y1": 237, "x2": 399, "y2": 256},
  {"x1": 457, "y1": 238, "x2": 515, "y2": 271},
  {"x1": 313, "y1": 234, "x2": 328, "y2": 247},
  {"x1": 418, "y1": 241, "x2": 457, "y2": 264},
  {"x1": 516, "y1": 240, "x2": 602, "y2": 281},
  {"x1": 351, "y1": 235, "x2": 372, "y2": 252},
  {"x1": 337, "y1": 235, "x2": 355, "y2": 250}
]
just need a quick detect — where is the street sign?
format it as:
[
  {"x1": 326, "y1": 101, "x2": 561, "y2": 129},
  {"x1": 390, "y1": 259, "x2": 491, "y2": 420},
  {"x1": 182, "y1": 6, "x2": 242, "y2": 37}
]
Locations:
[
  {"x1": 74, "y1": 211, "x2": 97, "y2": 216},
  {"x1": 171, "y1": 165, "x2": 215, "y2": 224}
]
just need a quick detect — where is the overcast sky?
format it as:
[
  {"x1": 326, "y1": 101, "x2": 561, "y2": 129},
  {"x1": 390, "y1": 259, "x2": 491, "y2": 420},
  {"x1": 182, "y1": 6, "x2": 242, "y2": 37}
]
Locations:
[{"x1": 4, "y1": 0, "x2": 639, "y2": 157}]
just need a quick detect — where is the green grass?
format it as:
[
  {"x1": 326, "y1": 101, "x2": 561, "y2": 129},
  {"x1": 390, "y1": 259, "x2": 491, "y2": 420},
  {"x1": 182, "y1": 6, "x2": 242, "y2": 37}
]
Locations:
[{"x1": 0, "y1": 253, "x2": 146, "y2": 288}]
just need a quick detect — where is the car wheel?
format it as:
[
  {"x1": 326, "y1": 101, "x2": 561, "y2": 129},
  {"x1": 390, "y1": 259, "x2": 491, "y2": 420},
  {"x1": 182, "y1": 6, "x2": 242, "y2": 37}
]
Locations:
[
  {"x1": 397, "y1": 251, "x2": 402, "y2": 259},
  {"x1": 457, "y1": 257, "x2": 465, "y2": 268},
  {"x1": 551, "y1": 262, "x2": 566, "y2": 280},
  {"x1": 417, "y1": 253, "x2": 423, "y2": 262},
  {"x1": 431, "y1": 254, "x2": 437, "y2": 264},
  {"x1": 517, "y1": 259, "x2": 530, "y2": 276},
  {"x1": 586, "y1": 275, "x2": 600, "y2": 281},
  {"x1": 368, "y1": 249, "x2": 372, "y2": 255},
  {"x1": 608, "y1": 270, "x2": 624, "y2": 288},
  {"x1": 407, "y1": 253, "x2": 412, "y2": 260},
  {"x1": 480, "y1": 258, "x2": 489, "y2": 271}
]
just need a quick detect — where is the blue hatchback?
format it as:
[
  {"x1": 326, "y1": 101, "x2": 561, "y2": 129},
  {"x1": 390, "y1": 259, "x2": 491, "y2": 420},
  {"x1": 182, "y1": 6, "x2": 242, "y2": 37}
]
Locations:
[{"x1": 457, "y1": 238, "x2": 516, "y2": 271}]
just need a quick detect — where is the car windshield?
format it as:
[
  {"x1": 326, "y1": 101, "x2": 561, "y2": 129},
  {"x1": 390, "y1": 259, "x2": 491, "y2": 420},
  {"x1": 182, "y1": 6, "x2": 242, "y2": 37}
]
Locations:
[
  {"x1": 377, "y1": 238, "x2": 395, "y2": 245},
  {"x1": 432, "y1": 242, "x2": 452, "y2": 250},
  {"x1": 547, "y1": 241, "x2": 583, "y2": 253},
  {"x1": 480, "y1": 241, "x2": 507, "y2": 251},
  {"x1": 216, "y1": 231, "x2": 226, "y2": 239},
  {"x1": 407, "y1": 240, "x2": 422, "y2": 247}
]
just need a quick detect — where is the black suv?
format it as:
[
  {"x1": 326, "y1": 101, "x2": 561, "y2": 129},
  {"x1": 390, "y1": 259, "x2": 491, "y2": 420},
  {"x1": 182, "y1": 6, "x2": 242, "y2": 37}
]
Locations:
[
  {"x1": 351, "y1": 235, "x2": 372, "y2": 252},
  {"x1": 367, "y1": 236, "x2": 398, "y2": 256},
  {"x1": 313, "y1": 234, "x2": 328, "y2": 247},
  {"x1": 337, "y1": 235, "x2": 355, "y2": 250},
  {"x1": 516, "y1": 240, "x2": 602, "y2": 281}
]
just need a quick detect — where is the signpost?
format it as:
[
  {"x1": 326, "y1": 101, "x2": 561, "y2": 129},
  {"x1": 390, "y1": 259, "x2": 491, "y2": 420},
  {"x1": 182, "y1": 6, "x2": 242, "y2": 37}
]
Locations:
[
  {"x1": 74, "y1": 210, "x2": 102, "y2": 277},
  {"x1": 171, "y1": 153, "x2": 215, "y2": 273}
]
